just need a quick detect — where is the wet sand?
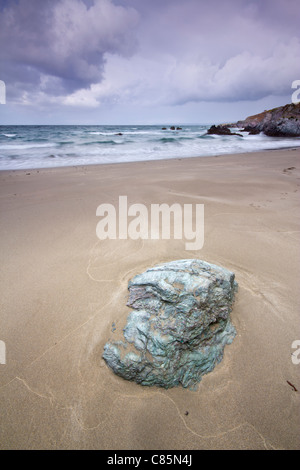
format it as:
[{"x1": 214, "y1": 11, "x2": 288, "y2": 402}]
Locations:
[{"x1": 0, "y1": 148, "x2": 299, "y2": 449}]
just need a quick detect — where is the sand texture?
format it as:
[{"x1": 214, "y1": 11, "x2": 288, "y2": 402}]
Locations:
[{"x1": 0, "y1": 149, "x2": 299, "y2": 449}]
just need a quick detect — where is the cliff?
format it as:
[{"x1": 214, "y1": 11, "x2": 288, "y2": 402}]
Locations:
[{"x1": 234, "y1": 102, "x2": 300, "y2": 137}]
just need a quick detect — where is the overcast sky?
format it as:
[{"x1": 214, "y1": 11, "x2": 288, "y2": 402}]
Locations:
[{"x1": 0, "y1": 0, "x2": 299, "y2": 124}]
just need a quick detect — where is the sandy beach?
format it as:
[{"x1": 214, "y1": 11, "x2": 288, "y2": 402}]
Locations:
[{"x1": 0, "y1": 148, "x2": 299, "y2": 450}]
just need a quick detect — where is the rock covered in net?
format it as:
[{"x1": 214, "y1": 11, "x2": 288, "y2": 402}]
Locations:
[{"x1": 103, "y1": 259, "x2": 237, "y2": 389}]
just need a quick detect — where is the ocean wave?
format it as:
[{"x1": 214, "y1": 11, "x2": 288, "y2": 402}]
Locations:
[
  {"x1": 89, "y1": 130, "x2": 159, "y2": 136},
  {"x1": 80, "y1": 140, "x2": 120, "y2": 146},
  {"x1": 177, "y1": 136, "x2": 196, "y2": 141},
  {"x1": 0, "y1": 124, "x2": 299, "y2": 171},
  {"x1": 0, "y1": 142, "x2": 58, "y2": 150},
  {"x1": 158, "y1": 137, "x2": 178, "y2": 143},
  {"x1": 89, "y1": 131, "x2": 116, "y2": 136},
  {"x1": 123, "y1": 130, "x2": 161, "y2": 135}
]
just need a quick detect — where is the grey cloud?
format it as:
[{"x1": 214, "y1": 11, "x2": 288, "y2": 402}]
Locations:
[
  {"x1": 106, "y1": 0, "x2": 300, "y2": 106},
  {"x1": 164, "y1": 39, "x2": 300, "y2": 105},
  {"x1": 0, "y1": 0, "x2": 139, "y2": 94},
  {"x1": 0, "y1": 0, "x2": 299, "y2": 112}
]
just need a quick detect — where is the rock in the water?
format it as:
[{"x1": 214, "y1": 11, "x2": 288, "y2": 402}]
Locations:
[
  {"x1": 207, "y1": 125, "x2": 243, "y2": 137},
  {"x1": 103, "y1": 259, "x2": 237, "y2": 389}
]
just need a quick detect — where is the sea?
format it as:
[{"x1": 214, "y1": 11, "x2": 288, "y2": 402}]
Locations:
[{"x1": 0, "y1": 124, "x2": 300, "y2": 170}]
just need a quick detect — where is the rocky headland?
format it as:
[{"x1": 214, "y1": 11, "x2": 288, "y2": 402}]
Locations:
[{"x1": 235, "y1": 102, "x2": 300, "y2": 137}]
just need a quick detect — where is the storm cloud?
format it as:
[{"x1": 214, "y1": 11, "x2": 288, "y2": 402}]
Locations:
[
  {"x1": 0, "y1": 0, "x2": 299, "y2": 122},
  {"x1": 0, "y1": 0, "x2": 139, "y2": 93}
]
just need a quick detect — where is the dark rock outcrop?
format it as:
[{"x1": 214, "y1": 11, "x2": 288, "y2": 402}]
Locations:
[
  {"x1": 207, "y1": 125, "x2": 243, "y2": 137},
  {"x1": 235, "y1": 103, "x2": 300, "y2": 137},
  {"x1": 245, "y1": 128, "x2": 260, "y2": 135},
  {"x1": 103, "y1": 259, "x2": 237, "y2": 389}
]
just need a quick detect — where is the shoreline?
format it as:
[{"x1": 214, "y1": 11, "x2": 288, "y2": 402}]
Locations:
[
  {"x1": 1, "y1": 145, "x2": 300, "y2": 175},
  {"x1": 0, "y1": 148, "x2": 299, "y2": 449}
]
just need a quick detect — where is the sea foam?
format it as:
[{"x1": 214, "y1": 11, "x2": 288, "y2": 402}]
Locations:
[{"x1": 0, "y1": 124, "x2": 299, "y2": 170}]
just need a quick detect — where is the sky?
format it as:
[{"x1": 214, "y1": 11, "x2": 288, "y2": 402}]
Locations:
[{"x1": 0, "y1": 0, "x2": 299, "y2": 125}]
